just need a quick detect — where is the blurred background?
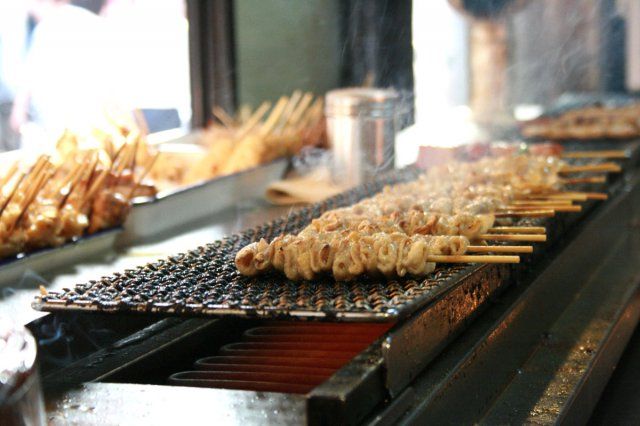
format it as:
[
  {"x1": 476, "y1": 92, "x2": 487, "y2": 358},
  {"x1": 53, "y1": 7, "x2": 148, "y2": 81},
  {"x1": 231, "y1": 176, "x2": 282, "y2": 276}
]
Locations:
[{"x1": 0, "y1": 0, "x2": 635, "y2": 155}]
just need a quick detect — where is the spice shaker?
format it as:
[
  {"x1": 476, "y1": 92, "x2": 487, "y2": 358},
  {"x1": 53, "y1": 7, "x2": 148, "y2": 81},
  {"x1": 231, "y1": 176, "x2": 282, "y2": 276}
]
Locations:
[
  {"x1": 325, "y1": 88, "x2": 399, "y2": 187},
  {"x1": 0, "y1": 319, "x2": 45, "y2": 426}
]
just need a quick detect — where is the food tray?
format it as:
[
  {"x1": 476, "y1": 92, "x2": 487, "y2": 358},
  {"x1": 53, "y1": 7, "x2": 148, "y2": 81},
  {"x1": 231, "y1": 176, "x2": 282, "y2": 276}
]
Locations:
[
  {"x1": 0, "y1": 229, "x2": 120, "y2": 289},
  {"x1": 33, "y1": 165, "x2": 572, "y2": 322},
  {"x1": 120, "y1": 158, "x2": 288, "y2": 245}
]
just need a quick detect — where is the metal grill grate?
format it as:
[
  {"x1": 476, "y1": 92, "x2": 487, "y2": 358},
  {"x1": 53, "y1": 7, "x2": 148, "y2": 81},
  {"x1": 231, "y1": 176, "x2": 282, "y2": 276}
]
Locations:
[{"x1": 33, "y1": 166, "x2": 554, "y2": 322}]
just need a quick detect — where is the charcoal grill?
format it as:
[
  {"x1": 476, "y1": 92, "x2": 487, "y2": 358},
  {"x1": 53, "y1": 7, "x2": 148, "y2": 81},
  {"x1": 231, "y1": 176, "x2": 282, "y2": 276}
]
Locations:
[{"x1": 32, "y1": 139, "x2": 640, "y2": 424}]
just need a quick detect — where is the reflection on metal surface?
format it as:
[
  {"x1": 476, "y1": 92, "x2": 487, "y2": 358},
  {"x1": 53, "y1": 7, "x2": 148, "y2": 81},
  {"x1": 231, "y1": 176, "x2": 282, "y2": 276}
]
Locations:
[
  {"x1": 46, "y1": 383, "x2": 307, "y2": 426},
  {"x1": 397, "y1": 168, "x2": 640, "y2": 425},
  {"x1": 383, "y1": 263, "x2": 512, "y2": 396}
]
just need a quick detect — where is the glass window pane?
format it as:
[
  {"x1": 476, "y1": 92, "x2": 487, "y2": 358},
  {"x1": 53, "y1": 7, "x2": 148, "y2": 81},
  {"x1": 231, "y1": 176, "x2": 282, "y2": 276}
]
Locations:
[{"x1": 0, "y1": 0, "x2": 190, "y2": 152}]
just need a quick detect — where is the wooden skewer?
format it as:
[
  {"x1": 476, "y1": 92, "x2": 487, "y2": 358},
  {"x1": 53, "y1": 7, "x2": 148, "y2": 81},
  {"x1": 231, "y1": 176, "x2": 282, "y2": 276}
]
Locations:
[
  {"x1": 111, "y1": 140, "x2": 128, "y2": 164},
  {"x1": 561, "y1": 176, "x2": 607, "y2": 185},
  {"x1": 114, "y1": 142, "x2": 134, "y2": 178},
  {"x1": 0, "y1": 162, "x2": 18, "y2": 189},
  {"x1": 522, "y1": 192, "x2": 588, "y2": 201},
  {"x1": 275, "y1": 90, "x2": 303, "y2": 133},
  {"x1": 559, "y1": 162, "x2": 621, "y2": 174},
  {"x1": 511, "y1": 199, "x2": 573, "y2": 206},
  {"x1": 427, "y1": 254, "x2": 520, "y2": 264},
  {"x1": 10, "y1": 167, "x2": 52, "y2": 231},
  {"x1": 580, "y1": 192, "x2": 608, "y2": 200},
  {"x1": 54, "y1": 158, "x2": 84, "y2": 195},
  {"x1": 127, "y1": 152, "x2": 160, "y2": 200},
  {"x1": 295, "y1": 98, "x2": 323, "y2": 131},
  {"x1": 0, "y1": 172, "x2": 26, "y2": 217},
  {"x1": 288, "y1": 92, "x2": 314, "y2": 126},
  {"x1": 495, "y1": 210, "x2": 555, "y2": 218},
  {"x1": 20, "y1": 160, "x2": 49, "y2": 208},
  {"x1": 133, "y1": 109, "x2": 149, "y2": 137},
  {"x1": 82, "y1": 168, "x2": 109, "y2": 208},
  {"x1": 261, "y1": 97, "x2": 289, "y2": 136},
  {"x1": 506, "y1": 204, "x2": 582, "y2": 213},
  {"x1": 488, "y1": 226, "x2": 546, "y2": 234},
  {"x1": 237, "y1": 104, "x2": 252, "y2": 123},
  {"x1": 546, "y1": 191, "x2": 608, "y2": 201},
  {"x1": 60, "y1": 154, "x2": 93, "y2": 208},
  {"x1": 212, "y1": 106, "x2": 236, "y2": 128},
  {"x1": 128, "y1": 131, "x2": 141, "y2": 172},
  {"x1": 562, "y1": 150, "x2": 628, "y2": 159},
  {"x1": 79, "y1": 153, "x2": 100, "y2": 200},
  {"x1": 236, "y1": 101, "x2": 271, "y2": 140},
  {"x1": 24, "y1": 156, "x2": 48, "y2": 189},
  {"x1": 467, "y1": 245, "x2": 533, "y2": 254},
  {"x1": 479, "y1": 234, "x2": 547, "y2": 242}
]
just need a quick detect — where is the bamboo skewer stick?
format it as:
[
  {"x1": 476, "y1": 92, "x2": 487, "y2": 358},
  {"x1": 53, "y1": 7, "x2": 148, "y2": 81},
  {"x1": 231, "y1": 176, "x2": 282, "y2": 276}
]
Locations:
[
  {"x1": 0, "y1": 172, "x2": 26, "y2": 217},
  {"x1": 560, "y1": 176, "x2": 607, "y2": 185},
  {"x1": 82, "y1": 169, "x2": 109, "y2": 209},
  {"x1": 288, "y1": 92, "x2": 314, "y2": 126},
  {"x1": 133, "y1": 109, "x2": 149, "y2": 137},
  {"x1": 274, "y1": 90, "x2": 303, "y2": 133},
  {"x1": 0, "y1": 162, "x2": 18, "y2": 189},
  {"x1": 54, "y1": 158, "x2": 84, "y2": 195},
  {"x1": 212, "y1": 106, "x2": 236, "y2": 128},
  {"x1": 543, "y1": 191, "x2": 608, "y2": 201},
  {"x1": 10, "y1": 167, "x2": 51, "y2": 231},
  {"x1": 236, "y1": 101, "x2": 271, "y2": 140},
  {"x1": 59, "y1": 160, "x2": 88, "y2": 208},
  {"x1": 511, "y1": 199, "x2": 573, "y2": 206},
  {"x1": 467, "y1": 245, "x2": 533, "y2": 254},
  {"x1": 488, "y1": 226, "x2": 546, "y2": 234},
  {"x1": 260, "y1": 97, "x2": 289, "y2": 136},
  {"x1": 20, "y1": 160, "x2": 49, "y2": 208},
  {"x1": 479, "y1": 234, "x2": 547, "y2": 242},
  {"x1": 559, "y1": 162, "x2": 621, "y2": 174},
  {"x1": 562, "y1": 150, "x2": 628, "y2": 159},
  {"x1": 520, "y1": 192, "x2": 589, "y2": 201},
  {"x1": 127, "y1": 152, "x2": 160, "y2": 200},
  {"x1": 128, "y1": 131, "x2": 141, "y2": 173},
  {"x1": 505, "y1": 204, "x2": 582, "y2": 213},
  {"x1": 495, "y1": 210, "x2": 555, "y2": 218},
  {"x1": 427, "y1": 254, "x2": 520, "y2": 264}
]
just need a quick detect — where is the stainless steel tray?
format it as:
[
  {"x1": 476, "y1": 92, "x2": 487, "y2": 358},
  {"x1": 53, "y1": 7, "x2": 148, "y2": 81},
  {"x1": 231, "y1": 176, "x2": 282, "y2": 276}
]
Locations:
[
  {"x1": 0, "y1": 229, "x2": 120, "y2": 289},
  {"x1": 120, "y1": 158, "x2": 288, "y2": 244}
]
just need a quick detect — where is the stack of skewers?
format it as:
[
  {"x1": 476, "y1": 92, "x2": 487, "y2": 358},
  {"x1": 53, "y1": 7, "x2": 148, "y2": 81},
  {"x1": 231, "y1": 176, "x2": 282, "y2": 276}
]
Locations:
[
  {"x1": 151, "y1": 91, "x2": 326, "y2": 188},
  {"x1": 236, "y1": 150, "x2": 623, "y2": 281},
  {"x1": 521, "y1": 102, "x2": 640, "y2": 140},
  {"x1": 0, "y1": 125, "x2": 158, "y2": 260}
]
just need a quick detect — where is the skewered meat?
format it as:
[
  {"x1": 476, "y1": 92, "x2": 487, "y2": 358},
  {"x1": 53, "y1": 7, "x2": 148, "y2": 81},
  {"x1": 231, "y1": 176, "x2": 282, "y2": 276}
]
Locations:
[
  {"x1": 235, "y1": 153, "x2": 589, "y2": 281},
  {"x1": 236, "y1": 233, "x2": 469, "y2": 281}
]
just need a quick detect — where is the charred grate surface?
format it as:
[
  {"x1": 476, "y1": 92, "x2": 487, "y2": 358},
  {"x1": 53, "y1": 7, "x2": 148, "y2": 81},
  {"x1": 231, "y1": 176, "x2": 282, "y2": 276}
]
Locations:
[{"x1": 31, "y1": 165, "x2": 604, "y2": 322}]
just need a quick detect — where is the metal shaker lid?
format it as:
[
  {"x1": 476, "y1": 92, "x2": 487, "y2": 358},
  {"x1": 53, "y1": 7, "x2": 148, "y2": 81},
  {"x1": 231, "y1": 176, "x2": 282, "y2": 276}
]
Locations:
[
  {"x1": 0, "y1": 319, "x2": 37, "y2": 404},
  {"x1": 325, "y1": 88, "x2": 399, "y2": 117}
]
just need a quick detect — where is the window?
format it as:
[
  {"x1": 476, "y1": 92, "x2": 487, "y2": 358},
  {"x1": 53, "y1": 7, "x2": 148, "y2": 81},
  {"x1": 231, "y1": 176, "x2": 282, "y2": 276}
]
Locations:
[{"x1": 0, "y1": 0, "x2": 190, "y2": 152}]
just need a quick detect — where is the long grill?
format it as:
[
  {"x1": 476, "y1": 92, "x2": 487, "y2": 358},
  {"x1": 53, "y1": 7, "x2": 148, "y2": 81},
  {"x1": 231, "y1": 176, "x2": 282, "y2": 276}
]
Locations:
[
  {"x1": 32, "y1": 158, "x2": 611, "y2": 322},
  {"x1": 36, "y1": 139, "x2": 640, "y2": 426}
]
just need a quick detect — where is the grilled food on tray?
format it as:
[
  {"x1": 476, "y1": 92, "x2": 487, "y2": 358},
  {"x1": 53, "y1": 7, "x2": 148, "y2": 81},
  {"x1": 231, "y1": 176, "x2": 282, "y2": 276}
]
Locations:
[
  {"x1": 236, "y1": 154, "x2": 613, "y2": 281},
  {"x1": 521, "y1": 102, "x2": 640, "y2": 140},
  {"x1": 150, "y1": 91, "x2": 326, "y2": 190},
  {"x1": 0, "y1": 124, "x2": 158, "y2": 259}
]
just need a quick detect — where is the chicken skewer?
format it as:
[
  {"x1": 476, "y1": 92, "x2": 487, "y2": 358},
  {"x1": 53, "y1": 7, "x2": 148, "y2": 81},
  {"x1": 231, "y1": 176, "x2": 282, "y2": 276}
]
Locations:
[{"x1": 236, "y1": 152, "x2": 615, "y2": 281}]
